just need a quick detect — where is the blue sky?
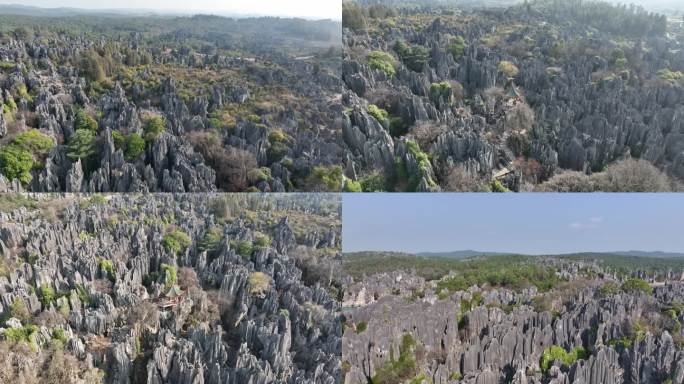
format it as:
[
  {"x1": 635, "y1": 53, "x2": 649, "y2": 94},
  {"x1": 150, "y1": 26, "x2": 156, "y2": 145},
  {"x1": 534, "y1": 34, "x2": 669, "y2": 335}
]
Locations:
[
  {"x1": 0, "y1": 1, "x2": 341, "y2": 20},
  {"x1": 342, "y1": 194, "x2": 684, "y2": 254}
]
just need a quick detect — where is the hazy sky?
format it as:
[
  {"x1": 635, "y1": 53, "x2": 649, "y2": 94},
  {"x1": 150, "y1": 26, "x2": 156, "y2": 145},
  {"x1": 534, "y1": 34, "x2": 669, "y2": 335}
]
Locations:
[
  {"x1": 342, "y1": 194, "x2": 684, "y2": 254},
  {"x1": 0, "y1": 0, "x2": 341, "y2": 20}
]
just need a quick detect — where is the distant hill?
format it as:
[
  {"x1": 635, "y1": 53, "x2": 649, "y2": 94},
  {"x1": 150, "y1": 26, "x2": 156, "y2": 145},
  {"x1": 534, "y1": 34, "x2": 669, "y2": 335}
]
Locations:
[
  {"x1": 416, "y1": 250, "x2": 684, "y2": 259},
  {"x1": 416, "y1": 250, "x2": 518, "y2": 259},
  {"x1": 0, "y1": 4, "x2": 341, "y2": 20},
  {"x1": 343, "y1": 250, "x2": 684, "y2": 280},
  {"x1": 608, "y1": 251, "x2": 684, "y2": 258},
  {"x1": 0, "y1": 4, "x2": 171, "y2": 17}
]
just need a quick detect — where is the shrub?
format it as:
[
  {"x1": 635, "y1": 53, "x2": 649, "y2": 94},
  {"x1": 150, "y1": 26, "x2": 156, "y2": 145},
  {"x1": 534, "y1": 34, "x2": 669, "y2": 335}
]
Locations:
[
  {"x1": 0, "y1": 129, "x2": 55, "y2": 184},
  {"x1": 389, "y1": 116, "x2": 409, "y2": 137},
  {"x1": 490, "y1": 179, "x2": 510, "y2": 192},
  {"x1": 498, "y1": 60, "x2": 519, "y2": 77},
  {"x1": 99, "y1": 259, "x2": 115, "y2": 281},
  {"x1": 198, "y1": 227, "x2": 222, "y2": 254},
  {"x1": 52, "y1": 328, "x2": 67, "y2": 344},
  {"x1": 80, "y1": 51, "x2": 105, "y2": 82},
  {"x1": 124, "y1": 133, "x2": 145, "y2": 161},
  {"x1": 404, "y1": 140, "x2": 436, "y2": 191},
  {"x1": 444, "y1": 165, "x2": 491, "y2": 192},
  {"x1": 360, "y1": 172, "x2": 386, "y2": 192},
  {"x1": 4, "y1": 324, "x2": 38, "y2": 346},
  {"x1": 657, "y1": 68, "x2": 683, "y2": 82},
  {"x1": 162, "y1": 229, "x2": 191, "y2": 255},
  {"x1": 268, "y1": 129, "x2": 288, "y2": 143},
  {"x1": 248, "y1": 272, "x2": 271, "y2": 296},
  {"x1": 39, "y1": 283, "x2": 56, "y2": 307},
  {"x1": 449, "y1": 36, "x2": 467, "y2": 61},
  {"x1": 81, "y1": 194, "x2": 107, "y2": 209},
  {"x1": 10, "y1": 298, "x2": 31, "y2": 323},
  {"x1": 160, "y1": 263, "x2": 178, "y2": 289},
  {"x1": 621, "y1": 278, "x2": 652, "y2": 295},
  {"x1": 112, "y1": 130, "x2": 126, "y2": 150},
  {"x1": 598, "y1": 159, "x2": 672, "y2": 192},
  {"x1": 144, "y1": 116, "x2": 166, "y2": 142},
  {"x1": 253, "y1": 233, "x2": 272, "y2": 249},
  {"x1": 4, "y1": 94, "x2": 17, "y2": 111},
  {"x1": 0, "y1": 145, "x2": 34, "y2": 184},
  {"x1": 232, "y1": 240, "x2": 254, "y2": 258},
  {"x1": 356, "y1": 321, "x2": 368, "y2": 333},
  {"x1": 540, "y1": 346, "x2": 588, "y2": 373},
  {"x1": 13, "y1": 129, "x2": 55, "y2": 154},
  {"x1": 343, "y1": 179, "x2": 362, "y2": 192},
  {"x1": 598, "y1": 282, "x2": 620, "y2": 297},
  {"x1": 372, "y1": 333, "x2": 418, "y2": 384},
  {"x1": 429, "y1": 82, "x2": 453, "y2": 105},
  {"x1": 368, "y1": 104, "x2": 389, "y2": 123},
  {"x1": 247, "y1": 167, "x2": 271, "y2": 184},
  {"x1": 394, "y1": 40, "x2": 429, "y2": 72},
  {"x1": 74, "y1": 108, "x2": 98, "y2": 132},
  {"x1": 537, "y1": 171, "x2": 595, "y2": 192},
  {"x1": 367, "y1": 51, "x2": 396, "y2": 77},
  {"x1": 306, "y1": 165, "x2": 343, "y2": 192}
]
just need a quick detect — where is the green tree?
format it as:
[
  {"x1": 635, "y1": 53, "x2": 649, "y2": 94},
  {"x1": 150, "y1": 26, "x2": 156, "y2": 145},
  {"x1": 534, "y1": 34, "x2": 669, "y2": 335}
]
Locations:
[
  {"x1": 306, "y1": 165, "x2": 343, "y2": 191},
  {"x1": 80, "y1": 51, "x2": 105, "y2": 83},
  {"x1": 343, "y1": 179, "x2": 363, "y2": 192},
  {"x1": 74, "y1": 108, "x2": 98, "y2": 132},
  {"x1": 0, "y1": 145, "x2": 34, "y2": 184},
  {"x1": 368, "y1": 104, "x2": 389, "y2": 122},
  {"x1": 144, "y1": 116, "x2": 166, "y2": 142},
  {"x1": 429, "y1": 82, "x2": 453, "y2": 105},
  {"x1": 448, "y1": 36, "x2": 467, "y2": 60},
  {"x1": 160, "y1": 263, "x2": 178, "y2": 289},
  {"x1": 10, "y1": 298, "x2": 31, "y2": 323},
  {"x1": 39, "y1": 283, "x2": 56, "y2": 307},
  {"x1": 394, "y1": 41, "x2": 428, "y2": 72},
  {"x1": 67, "y1": 129, "x2": 98, "y2": 166},
  {"x1": 498, "y1": 61, "x2": 519, "y2": 77},
  {"x1": 124, "y1": 133, "x2": 145, "y2": 161},
  {"x1": 342, "y1": 2, "x2": 367, "y2": 31},
  {"x1": 253, "y1": 233, "x2": 272, "y2": 248},
  {"x1": 367, "y1": 51, "x2": 396, "y2": 77},
  {"x1": 13, "y1": 129, "x2": 55, "y2": 154},
  {"x1": 0, "y1": 129, "x2": 55, "y2": 184},
  {"x1": 621, "y1": 278, "x2": 653, "y2": 295},
  {"x1": 540, "y1": 346, "x2": 588, "y2": 373},
  {"x1": 162, "y1": 229, "x2": 191, "y2": 255}
]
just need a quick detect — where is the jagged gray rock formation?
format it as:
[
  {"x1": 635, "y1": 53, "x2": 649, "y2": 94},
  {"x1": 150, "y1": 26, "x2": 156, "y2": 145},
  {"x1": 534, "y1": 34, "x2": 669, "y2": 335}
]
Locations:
[
  {"x1": 0, "y1": 15, "x2": 344, "y2": 192},
  {"x1": 342, "y1": 1, "x2": 684, "y2": 191},
  {"x1": 0, "y1": 194, "x2": 342, "y2": 384},
  {"x1": 342, "y1": 257, "x2": 684, "y2": 384}
]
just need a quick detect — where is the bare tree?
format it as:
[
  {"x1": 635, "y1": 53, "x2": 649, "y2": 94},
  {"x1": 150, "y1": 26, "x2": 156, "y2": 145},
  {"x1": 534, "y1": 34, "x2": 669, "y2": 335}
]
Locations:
[
  {"x1": 505, "y1": 103, "x2": 535, "y2": 132},
  {"x1": 444, "y1": 165, "x2": 490, "y2": 192},
  {"x1": 412, "y1": 122, "x2": 446, "y2": 151},
  {"x1": 127, "y1": 301, "x2": 160, "y2": 332},
  {"x1": 178, "y1": 267, "x2": 199, "y2": 290},
  {"x1": 596, "y1": 158, "x2": 673, "y2": 192}
]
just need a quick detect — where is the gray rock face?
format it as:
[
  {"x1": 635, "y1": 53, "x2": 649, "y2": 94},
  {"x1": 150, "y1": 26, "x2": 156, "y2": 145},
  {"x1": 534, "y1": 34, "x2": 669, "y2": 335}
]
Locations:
[
  {"x1": 0, "y1": 17, "x2": 344, "y2": 193},
  {"x1": 0, "y1": 194, "x2": 342, "y2": 384},
  {"x1": 342, "y1": 259, "x2": 684, "y2": 384},
  {"x1": 342, "y1": 1, "x2": 684, "y2": 191},
  {"x1": 0, "y1": 109, "x2": 6, "y2": 138}
]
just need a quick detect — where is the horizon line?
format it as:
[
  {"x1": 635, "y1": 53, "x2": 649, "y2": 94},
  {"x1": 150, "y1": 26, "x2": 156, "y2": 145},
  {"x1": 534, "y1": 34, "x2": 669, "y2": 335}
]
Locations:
[
  {"x1": 342, "y1": 249, "x2": 684, "y2": 256},
  {"x1": 0, "y1": 3, "x2": 342, "y2": 21}
]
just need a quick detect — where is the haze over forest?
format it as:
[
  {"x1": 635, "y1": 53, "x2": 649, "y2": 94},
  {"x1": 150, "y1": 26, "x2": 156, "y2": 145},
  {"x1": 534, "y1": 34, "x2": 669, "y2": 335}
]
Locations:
[{"x1": 0, "y1": 0, "x2": 342, "y2": 20}]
